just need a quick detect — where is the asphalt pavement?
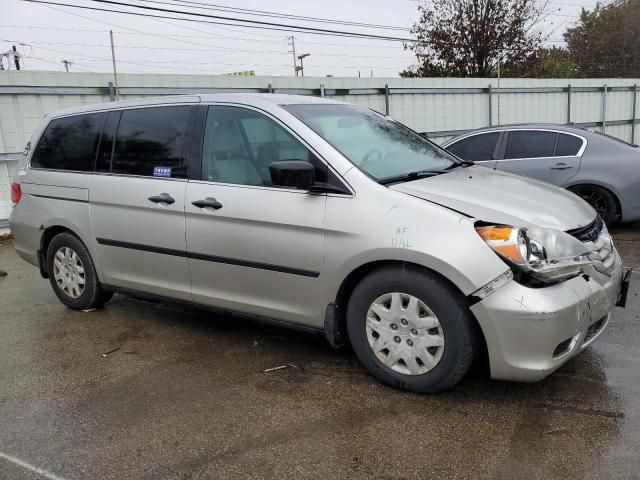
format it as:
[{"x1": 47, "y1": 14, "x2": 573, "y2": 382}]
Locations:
[{"x1": 0, "y1": 226, "x2": 639, "y2": 480}]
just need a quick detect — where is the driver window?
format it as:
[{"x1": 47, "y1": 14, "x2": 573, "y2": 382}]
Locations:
[{"x1": 202, "y1": 106, "x2": 328, "y2": 186}]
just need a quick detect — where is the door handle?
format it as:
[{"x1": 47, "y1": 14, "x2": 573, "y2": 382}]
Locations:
[
  {"x1": 550, "y1": 163, "x2": 574, "y2": 170},
  {"x1": 192, "y1": 197, "x2": 223, "y2": 210},
  {"x1": 148, "y1": 193, "x2": 175, "y2": 204}
]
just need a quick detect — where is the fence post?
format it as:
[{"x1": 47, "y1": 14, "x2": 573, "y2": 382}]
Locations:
[
  {"x1": 384, "y1": 84, "x2": 390, "y2": 115},
  {"x1": 267, "y1": 83, "x2": 273, "y2": 93},
  {"x1": 488, "y1": 84, "x2": 493, "y2": 126},
  {"x1": 320, "y1": 84, "x2": 325, "y2": 98},
  {"x1": 566, "y1": 84, "x2": 572, "y2": 124},
  {"x1": 632, "y1": 84, "x2": 638, "y2": 145},
  {"x1": 108, "y1": 81, "x2": 115, "y2": 102},
  {"x1": 602, "y1": 84, "x2": 608, "y2": 133}
]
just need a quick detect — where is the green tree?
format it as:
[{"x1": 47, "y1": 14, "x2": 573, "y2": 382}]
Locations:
[
  {"x1": 402, "y1": 0, "x2": 547, "y2": 77},
  {"x1": 503, "y1": 47, "x2": 578, "y2": 78},
  {"x1": 565, "y1": 0, "x2": 640, "y2": 77}
]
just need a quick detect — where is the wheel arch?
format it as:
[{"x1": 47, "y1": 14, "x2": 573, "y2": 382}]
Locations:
[
  {"x1": 38, "y1": 224, "x2": 94, "y2": 278},
  {"x1": 330, "y1": 260, "x2": 489, "y2": 361},
  {"x1": 566, "y1": 182, "x2": 622, "y2": 218}
]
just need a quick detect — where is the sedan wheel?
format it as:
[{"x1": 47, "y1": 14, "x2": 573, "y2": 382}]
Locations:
[{"x1": 569, "y1": 185, "x2": 617, "y2": 225}]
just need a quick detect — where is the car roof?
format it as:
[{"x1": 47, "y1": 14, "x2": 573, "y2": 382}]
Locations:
[
  {"x1": 442, "y1": 123, "x2": 639, "y2": 150},
  {"x1": 44, "y1": 93, "x2": 345, "y2": 119},
  {"x1": 449, "y1": 123, "x2": 590, "y2": 136}
]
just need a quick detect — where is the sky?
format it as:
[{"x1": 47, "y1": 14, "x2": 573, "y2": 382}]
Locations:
[{"x1": 1, "y1": 0, "x2": 603, "y2": 77}]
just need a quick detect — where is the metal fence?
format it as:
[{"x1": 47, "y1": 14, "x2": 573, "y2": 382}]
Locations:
[{"x1": 1, "y1": 72, "x2": 639, "y2": 219}]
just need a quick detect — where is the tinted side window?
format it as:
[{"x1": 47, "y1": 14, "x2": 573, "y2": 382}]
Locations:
[
  {"x1": 31, "y1": 113, "x2": 107, "y2": 171},
  {"x1": 111, "y1": 106, "x2": 191, "y2": 178},
  {"x1": 504, "y1": 131, "x2": 557, "y2": 159},
  {"x1": 554, "y1": 133, "x2": 583, "y2": 156},
  {"x1": 447, "y1": 133, "x2": 500, "y2": 161},
  {"x1": 202, "y1": 106, "x2": 330, "y2": 187}
]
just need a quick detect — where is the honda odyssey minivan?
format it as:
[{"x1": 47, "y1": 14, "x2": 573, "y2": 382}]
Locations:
[{"x1": 9, "y1": 94, "x2": 631, "y2": 393}]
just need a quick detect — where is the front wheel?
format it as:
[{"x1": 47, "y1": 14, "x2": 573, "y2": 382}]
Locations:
[
  {"x1": 47, "y1": 232, "x2": 113, "y2": 310},
  {"x1": 346, "y1": 265, "x2": 478, "y2": 393}
]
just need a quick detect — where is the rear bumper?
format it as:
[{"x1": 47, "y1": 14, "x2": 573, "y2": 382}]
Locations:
[{"x1": 470, "y1": 252, "x2": 625, "y2": 382}]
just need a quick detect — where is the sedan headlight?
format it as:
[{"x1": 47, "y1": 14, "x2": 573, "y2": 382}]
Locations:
[{"x1": 476, "y1": 224, "x2": 593, "y2": 283}]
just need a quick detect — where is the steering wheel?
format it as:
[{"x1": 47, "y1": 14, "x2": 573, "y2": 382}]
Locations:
[{"x1": 360, "y1": 148, "x2": 383, "y2": 171}]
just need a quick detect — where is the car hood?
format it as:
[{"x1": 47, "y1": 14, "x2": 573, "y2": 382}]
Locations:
[{"x1": 390, "y1": 165, "x2": 596, "y2": 230}]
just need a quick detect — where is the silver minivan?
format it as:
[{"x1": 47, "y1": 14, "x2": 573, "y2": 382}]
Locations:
[{"x1": 9, "y1": 94, "x2": 631, "y2": 393}]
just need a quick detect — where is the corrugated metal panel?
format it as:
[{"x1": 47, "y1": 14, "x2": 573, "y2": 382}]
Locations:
[{"x1": 1, "y1": 71, "x2": 639, "y2": 219}]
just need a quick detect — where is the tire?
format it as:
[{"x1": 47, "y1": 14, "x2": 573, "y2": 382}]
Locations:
[
  {"x1": 569, "y1": 185, "x2": 617, "y2": 226},
  {"x1": 46, "y1": 232, "x2": 113, "y2": 310},
  {"x1": 346, "y1": 265, "x2": 477, "y2": 393}
]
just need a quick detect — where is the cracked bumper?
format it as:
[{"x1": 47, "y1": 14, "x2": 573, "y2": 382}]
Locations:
[{"x1": 470, "y1": 251, "x2": 625, "y2": 382}]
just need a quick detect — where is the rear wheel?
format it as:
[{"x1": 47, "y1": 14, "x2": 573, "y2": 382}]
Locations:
[
  {"x1": 346, "y1": 265, "x2": 477, "y2": 393},
  {"x1": 569, "y1": 185, "x2": 617, "y2": 225},
  {"x1": 47, "y1": 232, "x2": 113, "y2": 310}
]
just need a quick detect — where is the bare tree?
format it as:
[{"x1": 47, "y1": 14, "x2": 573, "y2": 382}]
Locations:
[{"x1": 402, "y1": 0, "x2": 548, "y2": 77}]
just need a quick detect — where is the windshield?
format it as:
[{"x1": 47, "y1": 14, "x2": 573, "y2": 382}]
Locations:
[{"x1": 283, "y1": 104, "x2": 460, "y2": 182}]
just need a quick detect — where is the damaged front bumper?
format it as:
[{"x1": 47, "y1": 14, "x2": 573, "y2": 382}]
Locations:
[{"x1": 470, "y1": 251, "x2": 627, "y2": 382}]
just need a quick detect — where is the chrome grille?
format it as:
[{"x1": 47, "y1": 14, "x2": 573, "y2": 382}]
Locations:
[
  {"x1": 567, "y1": 216, "x2": 615, "y2": 273},
  {"x1": 568, "y1": 216, "x2": 603, "y2": 243}
]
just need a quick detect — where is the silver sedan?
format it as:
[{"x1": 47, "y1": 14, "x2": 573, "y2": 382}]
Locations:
[{"x1": 443, "y1": 125, "x2": 640, "y2": 224}]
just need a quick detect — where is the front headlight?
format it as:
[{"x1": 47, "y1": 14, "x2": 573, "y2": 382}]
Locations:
[{"x1": 476, "y1": 224, "x2": 592, "y2": 283}]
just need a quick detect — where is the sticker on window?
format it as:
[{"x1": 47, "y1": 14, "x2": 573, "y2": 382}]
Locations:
[{"x1": 153, "y1": 166, "x2": 172, "y2": 177}]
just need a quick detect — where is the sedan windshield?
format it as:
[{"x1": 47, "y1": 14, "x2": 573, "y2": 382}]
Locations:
[{"x1": 283, "y1": 104, "x2": 461, "y2": 183}]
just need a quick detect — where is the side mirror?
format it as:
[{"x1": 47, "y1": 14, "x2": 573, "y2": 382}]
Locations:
[{"x1": 270, "y1": 160, "x2": 315, "y2": 190}]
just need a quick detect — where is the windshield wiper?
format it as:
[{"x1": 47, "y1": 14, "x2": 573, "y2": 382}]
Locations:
[
  {"x1": 379, "y1": 170, "x2": 447, "y2": 185},
  {"x1": 445, "y1": 160, "x2": 474, "y2": 170}
]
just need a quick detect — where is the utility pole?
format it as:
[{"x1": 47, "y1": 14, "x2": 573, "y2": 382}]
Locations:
[
  {"x1": 297, "y1": 53, "x2": 310, "y2": 77},
  {"x1": 12, "y1": 45, "x2": 20, "y2": 70},
  {"x1": 496, "y1": 51, "x2": 501, "y2": 125},
  {"x1": 62, "y1": 60, "x2": 72, "y2": 72},
  {"x1": 288, "y1": 35, "x2": 297, "y2": 76},
  {"x1": 109, "y1": 30, "x2": 119, "y2": 100}
]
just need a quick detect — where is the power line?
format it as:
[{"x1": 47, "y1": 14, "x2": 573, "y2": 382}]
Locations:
[
  {"x1": 19, "y1": 0, "x2": 416, "y2": 42},
  {"x1": 7, "y1": 40, "x2": 412, "y2": 72},
  {"x1": 29, "y1": 1, "x2": 288, "y2": 55},
  {"x1": 0, "y1": 25, "x2": 408, "y2": 49},
  {"x1": 134, "y1": 0, "x2": 411, "y2": 31},
  {"x1": 25, "y1": 55, "x2": 96, "y2": 72},
  {"x1": 123, "y1": 0, "x2": 290, "y2": 44},
  {"x1": 7, "y1": 39, "x2": 287, "y2": 54},
  {"x1": 6, "y1": 39, "x2": 413, "y2": 59}
]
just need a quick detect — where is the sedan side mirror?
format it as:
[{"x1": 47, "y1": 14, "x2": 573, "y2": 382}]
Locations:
[{"x1": 270, "y1": 160, "x2": 315, "y2": 190}]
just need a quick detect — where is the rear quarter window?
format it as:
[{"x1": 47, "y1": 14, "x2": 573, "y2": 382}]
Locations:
[
  {"x1": 555, "y1": 133, "x2": 583, "y2": 156},
  {"x1": 31, "y1": 113, "x2": 107, "y2": 171}
]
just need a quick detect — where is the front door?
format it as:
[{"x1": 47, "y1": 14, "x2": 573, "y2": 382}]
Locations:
[
  {"x1": 185, "y1": 105, "x2": 332, "y2": 325},
  {"x1": 90, "y1": 105, "x2": 196, "y2": 300},
  {"x1": 445, "y1": 131, "x2": 502, "y2": 168}
]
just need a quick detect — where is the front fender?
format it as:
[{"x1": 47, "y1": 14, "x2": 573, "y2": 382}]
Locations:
[{"x1": 322, "y1": 191, "x2": 511, "y2": 306}]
